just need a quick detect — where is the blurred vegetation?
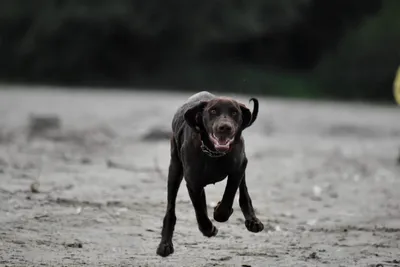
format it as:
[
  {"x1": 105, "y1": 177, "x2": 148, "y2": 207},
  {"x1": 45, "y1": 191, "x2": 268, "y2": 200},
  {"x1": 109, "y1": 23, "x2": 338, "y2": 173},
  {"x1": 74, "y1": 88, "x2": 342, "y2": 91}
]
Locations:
[
  {"x1": 316, "y1": 0, "x2": 400, "y2": 101},
  {"x1": 0, "y1": 0, "x2": 398, "y2": 102}
]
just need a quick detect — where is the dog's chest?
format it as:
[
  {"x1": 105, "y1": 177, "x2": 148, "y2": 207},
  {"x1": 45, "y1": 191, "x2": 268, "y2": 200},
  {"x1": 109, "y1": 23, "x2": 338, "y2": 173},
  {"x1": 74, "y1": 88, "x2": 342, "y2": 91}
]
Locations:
[
  {"x1": 200, "y1": 159, "x2": 233, "y2": 185},
  {"x1": 181, "y1": 143, "x2": 241, "y2": 186}
]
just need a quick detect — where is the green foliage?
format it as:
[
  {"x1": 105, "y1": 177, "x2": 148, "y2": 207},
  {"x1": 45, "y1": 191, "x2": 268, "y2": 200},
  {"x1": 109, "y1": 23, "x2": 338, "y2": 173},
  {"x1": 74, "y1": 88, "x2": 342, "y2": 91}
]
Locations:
[
  {"x1": 0, "y1": 0, "x2": 311, "y2": 49},
  {"x1": 0, "y1": 0, "x2": 312, "y2": 84},
  {"x1": 0, "y1": 0, "x2": 398, "y2": 102},
  {"x1": 316, "y1": 0, "x2": 400, "y2": 101}
]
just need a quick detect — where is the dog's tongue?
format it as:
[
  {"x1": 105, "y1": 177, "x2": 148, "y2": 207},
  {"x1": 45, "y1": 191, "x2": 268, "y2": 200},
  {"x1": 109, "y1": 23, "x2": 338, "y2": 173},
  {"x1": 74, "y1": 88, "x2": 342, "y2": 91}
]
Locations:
[
  {"x1": 210, "y1": 135, "x2": 233, "y2": 152},
  {"x1": 216, "y1": 138, "x2": 230, "y2": 145},
  {"x1": 213, "y1": 143, "x2": 230, "y2": 152}
]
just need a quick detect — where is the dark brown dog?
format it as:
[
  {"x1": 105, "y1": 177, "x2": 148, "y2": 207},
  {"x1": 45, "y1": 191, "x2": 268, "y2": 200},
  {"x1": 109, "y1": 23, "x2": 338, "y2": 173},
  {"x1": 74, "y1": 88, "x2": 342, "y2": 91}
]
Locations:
[{"x1": 156, "y1": 91, "x2": 264, "y2": 257}]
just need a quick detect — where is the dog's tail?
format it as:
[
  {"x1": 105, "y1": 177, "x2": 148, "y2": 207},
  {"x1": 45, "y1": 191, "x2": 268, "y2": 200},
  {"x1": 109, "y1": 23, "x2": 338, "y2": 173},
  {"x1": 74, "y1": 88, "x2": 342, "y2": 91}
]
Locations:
[{"x1": 247, "y1": 97, "x2": 259, "y2": 127}]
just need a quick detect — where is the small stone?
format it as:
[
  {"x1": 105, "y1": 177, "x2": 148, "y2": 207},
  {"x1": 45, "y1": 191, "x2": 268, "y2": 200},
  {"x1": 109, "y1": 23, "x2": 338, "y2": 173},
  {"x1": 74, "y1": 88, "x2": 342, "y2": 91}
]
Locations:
[
  {"x1": 64, "y1": 241, "x2": 82, "y2": 248},
  {"x1": 297, "y1": 225, "x2": 306, "y2": 231},
  {"x1": 281, "y1": 212, "x2": 296, "y2": 219},
  {"x1": 313, "y1": 185, "x2": 322, "y2": 197},
  {"x1": 30, "y1": 182, "x2": 40, "y2": 193},
  {"x1": 115, "y1": 207, "x2": 128, "y2": 216},
  {"x1": 311, "y1": 196, "x2": 322, "y2": 201},
  {"x1": 80, "y1": 158, "x2": 92, "y2": 165},
  {"x1": 308, "y1": 252, "x2": 318, "y2": 259},
  {"x1": 307, "y1": 219, "x2": 318, "y2": 226},
  {"x1": 76, "y1": 207, "x2": 82, "y2": 214},
  {"x1": 215, "y1": 256, "x2": 232, "y2": 261},
  {"x1": 311, "y1": 185, "x2": 322, "y2": 201},
  {"x1": 329, "y1": 192, "x2": 339, "y2": 198},
  {"x1": 209, "y1": 201, "x2": 217, "y2": 208},
  {"x1": 28, "y1": 114, "x2": 61, "y2": 138}
]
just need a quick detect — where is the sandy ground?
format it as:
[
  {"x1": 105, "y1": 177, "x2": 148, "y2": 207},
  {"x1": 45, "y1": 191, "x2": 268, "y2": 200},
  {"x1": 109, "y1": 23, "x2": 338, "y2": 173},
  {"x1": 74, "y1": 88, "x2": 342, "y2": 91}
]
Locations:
[{"x1": 0, "y1": 86, "x2": 399, "y2": 267}]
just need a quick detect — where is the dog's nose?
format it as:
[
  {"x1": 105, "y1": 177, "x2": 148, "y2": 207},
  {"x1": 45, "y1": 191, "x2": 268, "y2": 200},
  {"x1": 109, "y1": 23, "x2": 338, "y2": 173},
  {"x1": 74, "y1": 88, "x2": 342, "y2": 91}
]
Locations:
[{"x1": 218, "y1": 124, "x2": 232, "y2": 133}]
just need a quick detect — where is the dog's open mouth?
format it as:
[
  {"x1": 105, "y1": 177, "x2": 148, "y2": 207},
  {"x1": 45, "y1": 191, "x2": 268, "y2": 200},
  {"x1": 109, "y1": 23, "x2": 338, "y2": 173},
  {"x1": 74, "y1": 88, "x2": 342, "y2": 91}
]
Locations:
[{"x1": 209, "y1": 133, "x2": 234, "y2": 152}]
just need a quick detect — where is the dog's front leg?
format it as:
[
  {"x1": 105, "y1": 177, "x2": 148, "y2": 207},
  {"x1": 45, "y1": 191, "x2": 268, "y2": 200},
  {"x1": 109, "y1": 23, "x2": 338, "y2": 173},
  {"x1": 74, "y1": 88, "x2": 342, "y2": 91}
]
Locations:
[
  {"x1": 186, "y1": 184, "x2": 218, "y2": 237},
  {"x1": 239, "y1": 174, "x2": 264, "y2": 233},
  {"x1": 213, "y1": 162, "x2": 247, "y2": 223}
]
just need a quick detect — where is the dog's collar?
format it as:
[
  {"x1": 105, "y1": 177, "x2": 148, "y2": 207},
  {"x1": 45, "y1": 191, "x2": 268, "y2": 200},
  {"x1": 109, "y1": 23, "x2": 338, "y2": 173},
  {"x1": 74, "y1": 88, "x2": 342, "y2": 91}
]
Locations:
[{"x1": 200, "y1": 140, "x2": 228, "y2": 158}]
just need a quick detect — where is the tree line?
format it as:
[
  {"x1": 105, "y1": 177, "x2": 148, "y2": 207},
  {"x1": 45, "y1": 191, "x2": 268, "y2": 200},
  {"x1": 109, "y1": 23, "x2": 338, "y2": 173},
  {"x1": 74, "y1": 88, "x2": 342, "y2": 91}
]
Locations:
[{"x1": 0, "y1": 0, "x2": 398, "y2": 101}]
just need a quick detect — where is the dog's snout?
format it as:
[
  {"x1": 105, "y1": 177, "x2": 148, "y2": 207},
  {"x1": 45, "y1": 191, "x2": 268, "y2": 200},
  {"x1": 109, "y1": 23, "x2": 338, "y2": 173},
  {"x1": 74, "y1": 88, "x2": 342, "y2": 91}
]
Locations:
[{"x1": 217, "y1": 123, "x2": 232, "y2": 133}]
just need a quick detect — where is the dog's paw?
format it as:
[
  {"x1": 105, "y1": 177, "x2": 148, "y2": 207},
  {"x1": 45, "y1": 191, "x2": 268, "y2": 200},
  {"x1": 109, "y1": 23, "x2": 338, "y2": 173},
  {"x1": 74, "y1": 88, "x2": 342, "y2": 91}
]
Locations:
[
  {"x1": 245, "y1": 217, "x2": 264, "y2": 233},
  {"x1": 213, "y1": 201, "x2": 234, "y2": 222},
  {"x1": 200, "y1": 224, "x2": 218, "y2": 237},
  {"x1": 156, "y1": 241, "x2": 174, "y2": 257}
]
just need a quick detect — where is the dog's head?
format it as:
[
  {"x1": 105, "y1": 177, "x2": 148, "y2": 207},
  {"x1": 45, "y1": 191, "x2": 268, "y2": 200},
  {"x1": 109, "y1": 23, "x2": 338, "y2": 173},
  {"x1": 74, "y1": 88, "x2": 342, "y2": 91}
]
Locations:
[{"x1": 184, "y1": 97, "x2": 258, "y2": 152}]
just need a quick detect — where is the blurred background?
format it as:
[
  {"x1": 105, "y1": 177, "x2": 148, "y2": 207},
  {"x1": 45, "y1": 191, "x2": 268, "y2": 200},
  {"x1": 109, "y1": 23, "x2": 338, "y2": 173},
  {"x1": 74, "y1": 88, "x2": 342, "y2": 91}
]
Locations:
[
  {"x1": 1, "y1": 2, "x2": 400, "y2": 266},
  {"x1": 0, "y1": 0, "x2": 399, "y2": 102}
]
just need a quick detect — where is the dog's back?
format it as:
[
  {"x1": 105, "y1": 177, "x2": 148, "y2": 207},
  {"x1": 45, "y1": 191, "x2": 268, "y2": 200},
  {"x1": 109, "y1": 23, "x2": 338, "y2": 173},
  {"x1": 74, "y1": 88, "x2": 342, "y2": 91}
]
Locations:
[{"x1": 187, "y1": 91, "x2": 215, "y2": 103}]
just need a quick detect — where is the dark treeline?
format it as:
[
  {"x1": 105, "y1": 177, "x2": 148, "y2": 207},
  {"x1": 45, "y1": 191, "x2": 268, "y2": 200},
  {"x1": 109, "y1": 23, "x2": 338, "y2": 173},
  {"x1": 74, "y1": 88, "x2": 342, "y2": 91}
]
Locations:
[{"x1": 0, "y1": 0, "x2": 398, "y2": 101}]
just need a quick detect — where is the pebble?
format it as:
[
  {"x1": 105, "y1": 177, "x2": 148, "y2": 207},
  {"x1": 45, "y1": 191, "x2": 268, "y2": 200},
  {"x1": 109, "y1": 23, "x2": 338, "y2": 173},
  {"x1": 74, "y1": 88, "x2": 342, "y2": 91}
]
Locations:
[
  {"x1": 30, "y1": 182, "x2": 40, "y2": 193},
  {"x1": 209, "y1": 201, "x2": 217, "y2": 208},
  {"x1": 76, "y1": 207, "x2": 82, "y2": 214},
  {"x1": 307, "y1": 219, "x2": 318, "y2": 226},
  {"x1": 313, "y1": 185, "x2": 322, "y2": 197}
]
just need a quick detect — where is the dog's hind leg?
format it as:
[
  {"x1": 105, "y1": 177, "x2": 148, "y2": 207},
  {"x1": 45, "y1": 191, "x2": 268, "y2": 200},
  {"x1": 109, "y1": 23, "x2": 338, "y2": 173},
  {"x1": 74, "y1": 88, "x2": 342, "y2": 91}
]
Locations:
[
  {"x1": 156, "y1": 138, "x2": 183, "y2": 257},
  {"x1": 239, "y1": 174, "x2": 264, "y2": 233}
]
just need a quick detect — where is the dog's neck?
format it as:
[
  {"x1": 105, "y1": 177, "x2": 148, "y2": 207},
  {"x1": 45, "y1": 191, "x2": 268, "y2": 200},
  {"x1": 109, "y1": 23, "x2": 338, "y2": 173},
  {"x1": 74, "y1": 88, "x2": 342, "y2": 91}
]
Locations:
[
  {"x1": 200, "y1": 140, "x2": 227, "y2": 158},
  {"x1": 199, "y1": 132, "x2": 230, "y2": 158}
]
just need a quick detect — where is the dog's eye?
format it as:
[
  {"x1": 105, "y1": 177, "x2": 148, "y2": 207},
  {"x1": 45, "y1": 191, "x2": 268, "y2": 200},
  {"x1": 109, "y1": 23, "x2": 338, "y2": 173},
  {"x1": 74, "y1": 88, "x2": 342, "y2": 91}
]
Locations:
[
  {"x1": 232, "y1": 111, "x2": 237, "y2": 116},
  {"x1": 210, "y1": 109, "x2": 217, "y2": 115}
]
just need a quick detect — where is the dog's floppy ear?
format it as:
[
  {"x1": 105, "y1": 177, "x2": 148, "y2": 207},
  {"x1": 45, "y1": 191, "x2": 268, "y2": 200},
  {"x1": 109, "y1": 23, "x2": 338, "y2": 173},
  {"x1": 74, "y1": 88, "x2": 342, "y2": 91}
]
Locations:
[
  {"x1": 184, "y1": 101, "x2": 208, "y2": 132},
  {"x1": 240, "y1": 104, "x2": 252, "y2": 130},
  {"x1": 239, "y1": 98, "x2": 259, "y2": 130}
]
